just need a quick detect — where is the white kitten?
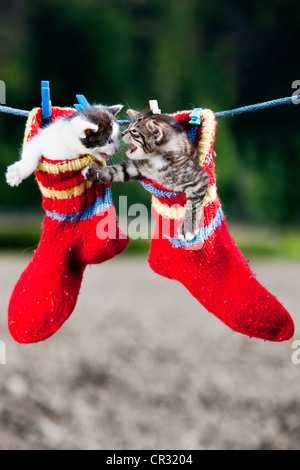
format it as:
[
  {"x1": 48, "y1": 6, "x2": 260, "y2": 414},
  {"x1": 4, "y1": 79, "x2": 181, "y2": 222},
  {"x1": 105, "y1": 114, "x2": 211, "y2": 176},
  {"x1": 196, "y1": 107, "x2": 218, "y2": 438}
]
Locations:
[{"x1": 6, "y1": 104, "x2": 123, "y2": 187}]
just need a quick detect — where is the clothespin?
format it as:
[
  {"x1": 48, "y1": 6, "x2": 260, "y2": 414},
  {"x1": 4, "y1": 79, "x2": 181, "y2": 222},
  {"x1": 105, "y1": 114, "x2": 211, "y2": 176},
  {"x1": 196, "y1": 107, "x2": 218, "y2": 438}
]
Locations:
[
  {"x1": 74, "y1": 94, "x2": 91, "y2": 111},
  {"x1": 41, "y1": 80, "x2": 52, "y2": 126},
  {"x1": 149, "y1": 99, "x2": 161, "y2": 114},
  {"x1": 187, "y1": 107, "x2": 203, "y2": 143},
  {"x1": 189, "y1": 107, "x2": 203, "y2": 125}
]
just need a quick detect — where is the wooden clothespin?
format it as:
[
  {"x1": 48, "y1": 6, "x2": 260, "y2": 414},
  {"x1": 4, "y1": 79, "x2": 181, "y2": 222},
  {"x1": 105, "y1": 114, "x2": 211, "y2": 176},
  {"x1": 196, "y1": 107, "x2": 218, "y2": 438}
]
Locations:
[{"x1": 149, "y1": 99, "x2": 161, "y2": 114}]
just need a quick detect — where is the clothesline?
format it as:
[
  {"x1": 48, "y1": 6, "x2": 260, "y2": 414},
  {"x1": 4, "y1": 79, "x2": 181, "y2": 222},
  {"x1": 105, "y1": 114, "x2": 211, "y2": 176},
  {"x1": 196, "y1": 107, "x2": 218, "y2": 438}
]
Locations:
[{"x1": 0, "y1": 94, "x2": 299, "y2": 126}]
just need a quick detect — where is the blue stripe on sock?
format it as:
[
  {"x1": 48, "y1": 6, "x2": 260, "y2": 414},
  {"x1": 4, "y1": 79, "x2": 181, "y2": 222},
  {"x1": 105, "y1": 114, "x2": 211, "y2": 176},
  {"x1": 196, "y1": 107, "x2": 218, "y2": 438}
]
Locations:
[
  {"x1": 140, "y1": 180, "x2": 180, "y2": 198},
  {"x1": 45, "y1": 187, "x2": 113, "y2": 222},
  {"x1": 167, "y1": 205, "x2": 225, "y2": 248}
]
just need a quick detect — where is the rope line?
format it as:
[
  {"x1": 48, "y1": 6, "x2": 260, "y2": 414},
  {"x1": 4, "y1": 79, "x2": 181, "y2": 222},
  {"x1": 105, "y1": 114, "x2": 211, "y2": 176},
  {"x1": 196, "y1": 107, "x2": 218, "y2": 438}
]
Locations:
[
  {"x1": 214, "y1": 95, "x2": 300, "y2": 118},
  {"x1": 0, "y1": 105, "x2": 29, "y2": 117},
  {"x1": 1, "y1": 94, "x2": 299, "y2": 125}
]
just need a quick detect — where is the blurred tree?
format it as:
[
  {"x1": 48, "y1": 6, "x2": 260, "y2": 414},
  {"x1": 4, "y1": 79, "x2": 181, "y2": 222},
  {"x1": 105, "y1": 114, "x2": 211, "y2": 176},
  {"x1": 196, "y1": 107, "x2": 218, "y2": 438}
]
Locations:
[{"x1": 0, "y1": 0, "x2": 299, "y2": 224}]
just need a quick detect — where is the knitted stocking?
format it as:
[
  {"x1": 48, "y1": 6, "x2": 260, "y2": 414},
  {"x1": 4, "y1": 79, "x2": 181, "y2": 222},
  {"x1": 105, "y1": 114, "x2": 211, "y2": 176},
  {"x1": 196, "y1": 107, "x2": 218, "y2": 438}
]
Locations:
[
  {"x1": 8, "y1": 108, "x2": 129, "y2": 343},
  {"x1": 143, "y1": 109, "x2": 294, "y2": 342}
]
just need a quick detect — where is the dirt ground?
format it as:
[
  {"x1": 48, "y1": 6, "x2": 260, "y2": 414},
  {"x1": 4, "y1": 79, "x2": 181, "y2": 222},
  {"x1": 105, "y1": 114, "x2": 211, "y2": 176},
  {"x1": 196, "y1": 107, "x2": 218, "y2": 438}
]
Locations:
[{"x1": 0, "y1": 252, "x2": 299, "y2": 450}]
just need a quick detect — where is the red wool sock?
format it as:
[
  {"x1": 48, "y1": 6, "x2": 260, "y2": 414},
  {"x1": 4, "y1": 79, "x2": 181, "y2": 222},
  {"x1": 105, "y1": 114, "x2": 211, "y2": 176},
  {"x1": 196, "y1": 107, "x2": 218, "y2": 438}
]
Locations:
[
  {"x1": 8, "y1": 107, "x2": 129, "y2": 343},
  {"x1": 142, "y1": 109, "x2": 294, "y2": 342}
]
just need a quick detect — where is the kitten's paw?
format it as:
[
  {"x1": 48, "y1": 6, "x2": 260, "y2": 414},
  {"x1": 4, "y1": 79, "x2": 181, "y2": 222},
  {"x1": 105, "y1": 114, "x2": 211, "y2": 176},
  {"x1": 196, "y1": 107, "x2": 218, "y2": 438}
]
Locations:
[
  {"x1": 6, "y1": 163, "x2": 24, "y2": 187},
  {"x1": 177, "y1": 225, "x2": 199, "y2": 242},
  {"x1": 82, "y1": 162, "x2": 101, "y2": 182},
  {"x1": 178, "y1": 232, "x2": 196, "y2": 242},
  {"x1": 81, "y1": 166, "x2": 90, "y2": 180}
]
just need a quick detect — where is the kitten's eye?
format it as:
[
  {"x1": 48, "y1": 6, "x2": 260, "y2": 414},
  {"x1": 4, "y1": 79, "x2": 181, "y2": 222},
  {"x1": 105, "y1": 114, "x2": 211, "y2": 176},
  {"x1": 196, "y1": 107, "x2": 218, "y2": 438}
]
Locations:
[
  {"x1": 107, "y1": 138, "x2": 113, "y2": 144},
  {"x1": 130, "y1": 129, "x2": 139, "y2": 136}
]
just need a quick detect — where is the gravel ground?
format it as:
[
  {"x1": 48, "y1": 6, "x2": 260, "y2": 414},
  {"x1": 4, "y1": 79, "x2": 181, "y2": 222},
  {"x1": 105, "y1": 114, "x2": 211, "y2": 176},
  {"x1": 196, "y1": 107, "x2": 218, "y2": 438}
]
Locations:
[{"x1": 0, "y1": 252, "x2": 299, "y2": 450}]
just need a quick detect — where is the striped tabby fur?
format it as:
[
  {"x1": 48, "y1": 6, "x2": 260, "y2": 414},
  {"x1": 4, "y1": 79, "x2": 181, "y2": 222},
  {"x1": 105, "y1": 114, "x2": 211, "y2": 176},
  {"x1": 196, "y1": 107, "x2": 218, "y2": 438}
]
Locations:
[{"x1": 83, "y1": 109, "x2": 209, "y2": 240}]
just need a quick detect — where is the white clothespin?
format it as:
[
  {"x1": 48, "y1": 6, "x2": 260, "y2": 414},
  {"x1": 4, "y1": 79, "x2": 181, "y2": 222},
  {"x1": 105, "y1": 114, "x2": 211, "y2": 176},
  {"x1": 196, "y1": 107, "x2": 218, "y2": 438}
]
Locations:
[{"x1": 149, "y1": 99, "x2": 161, "y2": 114}]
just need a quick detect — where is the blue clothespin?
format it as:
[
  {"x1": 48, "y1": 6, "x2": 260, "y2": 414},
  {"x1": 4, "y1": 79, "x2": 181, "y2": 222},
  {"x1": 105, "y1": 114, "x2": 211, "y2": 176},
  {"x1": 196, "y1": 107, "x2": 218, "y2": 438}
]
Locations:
[
  {"x1": 74, "y1": 94, "x2": 91, "y2": 111},
  {"x1": 189, "y1": 107, "x2": 203, "y2": 125},
  {"x1": 41, "y1": 80, "x2": 51, "y2": 126},
  {"x1": 188, "y1": 107, "x2": 203, "y2": 142}
]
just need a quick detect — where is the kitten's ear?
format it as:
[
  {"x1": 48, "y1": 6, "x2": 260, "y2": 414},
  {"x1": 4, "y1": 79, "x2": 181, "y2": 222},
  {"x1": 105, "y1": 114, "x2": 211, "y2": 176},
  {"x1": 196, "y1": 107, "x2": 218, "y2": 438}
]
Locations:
[
  {"x1": 72, "y1": 116, "x2": 98, "y2": 138},
  {"x1": 84, "y1": 127, "x2": 98, "y2": 137},
  {"x1": 147, "y1": 119, "x2": 164, "y2": 144},
  {"x1": 107, "y1": 104, "x2": 123, "y2": 116},
  {"x1": 127, "y1": 109, "x2": 140, "y2": 120}
]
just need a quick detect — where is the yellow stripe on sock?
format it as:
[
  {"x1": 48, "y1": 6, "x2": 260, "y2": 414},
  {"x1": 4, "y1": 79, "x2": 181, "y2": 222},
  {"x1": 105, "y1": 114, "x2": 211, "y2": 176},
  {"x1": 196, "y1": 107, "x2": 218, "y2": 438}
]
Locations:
[
  {"x1": 23, "y1": 108, "x2": 40, "y2": 147},
  {"x1": 37, "y1": 154, "x2": 100, "y2": 174},
  {"x1": 197, "y1": 109, "x2": 216, "y2": 167},
  {"x1": 152, "y1": 197, "x2": 185, "y2": 219},
  {"x1": 152, "y1": 184, "x2": 217, "y2": 219},
  {"x1": 204, "y1": 184, "x2": 217, "y2": 205},
  {"x1": 36, "y1": 179, "x2": 93, "y2": 200}
]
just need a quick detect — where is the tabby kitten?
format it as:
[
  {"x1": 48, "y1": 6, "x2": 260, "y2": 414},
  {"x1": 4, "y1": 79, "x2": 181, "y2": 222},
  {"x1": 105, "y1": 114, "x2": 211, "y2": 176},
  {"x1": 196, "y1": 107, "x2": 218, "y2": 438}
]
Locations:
[{"x1": 82, "y1": 109, "x2": 209, "y2": 240}]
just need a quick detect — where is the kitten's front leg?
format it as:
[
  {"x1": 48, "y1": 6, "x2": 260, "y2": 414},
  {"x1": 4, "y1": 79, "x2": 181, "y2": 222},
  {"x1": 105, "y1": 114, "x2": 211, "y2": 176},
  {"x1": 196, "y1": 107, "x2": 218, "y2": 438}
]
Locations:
[
  {"x1": 82, "y1": 162, "x2": 112, "y2": 183},
  {"x1": 178, "y1": 198, "x2": 202, "y2": 241},
  {"x1": 178, "y1": 172, "x2": 209, "y2": 241},
  {"x1": 178, "y1": 195, "x2": 205, "y2": 241},
  {"x1": 6, "y1": 163, "x2": 26, "y2": 187},
  {"x1": 6, "y1": 139, "x2": 41, "y2": 187},
  {"x1": 83, "y1": 160, "x2": 143, "y2": 183}
]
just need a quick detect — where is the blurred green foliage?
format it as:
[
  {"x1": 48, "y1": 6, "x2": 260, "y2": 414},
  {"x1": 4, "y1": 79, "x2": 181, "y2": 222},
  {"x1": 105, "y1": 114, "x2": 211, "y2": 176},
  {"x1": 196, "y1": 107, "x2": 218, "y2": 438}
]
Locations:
[{"x1": 0, "y1": 0, "x2": 300, "y2": 232}]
